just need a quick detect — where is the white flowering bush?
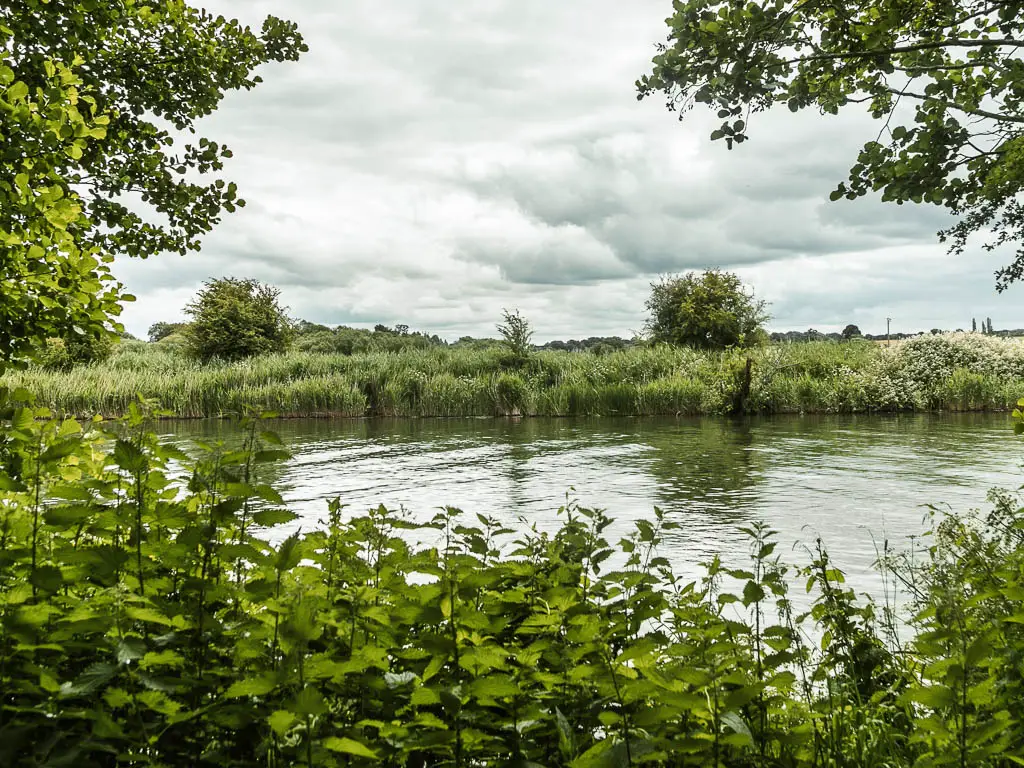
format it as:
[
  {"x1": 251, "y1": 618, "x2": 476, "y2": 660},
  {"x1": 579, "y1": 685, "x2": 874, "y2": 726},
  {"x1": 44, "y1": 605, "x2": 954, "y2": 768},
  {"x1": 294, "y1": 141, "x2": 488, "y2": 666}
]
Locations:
[
  {"x1": 896, "y1": 332, "x2": 1024, "y2": 384},
  {"x1": 860, "y1": 349, "x2": 920, "y2": 410}
]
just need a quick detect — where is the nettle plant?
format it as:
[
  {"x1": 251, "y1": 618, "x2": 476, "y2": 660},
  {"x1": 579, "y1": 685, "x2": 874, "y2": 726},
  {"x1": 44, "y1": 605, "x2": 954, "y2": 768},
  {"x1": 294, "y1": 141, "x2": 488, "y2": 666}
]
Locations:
[{"x1": 0, "y1": 388, "x2": 1023, "y2": 767}]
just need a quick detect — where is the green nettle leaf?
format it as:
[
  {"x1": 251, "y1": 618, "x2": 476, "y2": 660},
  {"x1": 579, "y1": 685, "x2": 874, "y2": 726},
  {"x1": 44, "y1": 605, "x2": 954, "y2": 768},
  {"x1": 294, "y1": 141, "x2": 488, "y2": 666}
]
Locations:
[
  {"x1": 113, "y1": 439, "x2": 148, "y2": 473},
  {"x1": 268, "y1": 710, "x2": 297, "y2": 737},
  {"x1": 253, "y1": 508, "x2": 299, "y2": 527},
  {"x1": 323, "y1": 736, "x2": 380, "y2": 759},
  {"x1": 384, "y1": 671, "x2": 418, "y2": 688},
  {"x1": 116, "y1": 638, "x2": 148, "y2": 665},
  {"x1": 60, "y1": 662, "x2": 117, "y2": 698},
  {"x1": 721, "y1": 711, "x2": 754, "y2": 745},
  {"x1": 29, "y1": 565, "x2": 64, "y2": 593},
  {"x1": 0, "y1": 472, "x2": 27, "y2": 492},
  {"x1": 254, "y1": 449, "x2": 292, "y2": 463},
  {"x1": 742, "y1": 580, "x2": 765, "y2": 605},
  {"x1": 124, "y1": 606, "x2": 173, "y2": 626},
  {"x1": 224, "y1": 675, "x2": 278, "y2": 699},
  {"x1": 904, "y1": 684, "x2": 958, "y2": 710},
  {"x1": 274, "y1": 533, "x2": 304, "y2": 572},
  {"x1": 291, "y1": 686, "x2": 328, "y2": 716}
]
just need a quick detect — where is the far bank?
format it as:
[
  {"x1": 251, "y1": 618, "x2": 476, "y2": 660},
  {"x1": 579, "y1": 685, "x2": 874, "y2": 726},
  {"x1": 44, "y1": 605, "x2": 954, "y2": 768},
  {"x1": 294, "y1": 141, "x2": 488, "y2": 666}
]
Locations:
[{"x1": 5, "y1": 332, "x2": 1024, "y2": 419}]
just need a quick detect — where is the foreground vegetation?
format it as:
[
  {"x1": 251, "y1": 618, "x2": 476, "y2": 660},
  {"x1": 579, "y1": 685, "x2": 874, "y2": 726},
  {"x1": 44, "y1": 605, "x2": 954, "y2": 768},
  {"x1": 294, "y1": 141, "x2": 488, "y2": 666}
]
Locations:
[
  {"x1": 0, "y1": 397, "x2": 1021, "y2": 766},
  {"x1": 6, "y1": 332, "x2": 1024, "y2": 418}
]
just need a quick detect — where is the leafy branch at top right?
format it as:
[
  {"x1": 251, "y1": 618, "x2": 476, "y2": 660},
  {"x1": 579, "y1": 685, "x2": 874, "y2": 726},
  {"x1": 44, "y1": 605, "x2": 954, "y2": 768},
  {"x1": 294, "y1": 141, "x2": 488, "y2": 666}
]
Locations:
[{"x1": 636, "y1": 0, "x2": 1024, "y2": 289}]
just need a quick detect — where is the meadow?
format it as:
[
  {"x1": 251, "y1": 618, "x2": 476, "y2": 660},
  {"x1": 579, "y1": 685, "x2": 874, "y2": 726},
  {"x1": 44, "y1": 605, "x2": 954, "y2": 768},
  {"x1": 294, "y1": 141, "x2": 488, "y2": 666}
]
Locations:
[{"x1": 6, "y1": 332, "x2": 1024, "y2": 418}]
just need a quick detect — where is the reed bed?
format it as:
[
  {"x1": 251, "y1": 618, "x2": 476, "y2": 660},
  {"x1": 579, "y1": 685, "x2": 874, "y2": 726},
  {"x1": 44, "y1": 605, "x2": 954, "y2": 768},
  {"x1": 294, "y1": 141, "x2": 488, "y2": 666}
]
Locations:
[{"x1": 6, "y1": 333, "x2": 1024, "y2": 418}]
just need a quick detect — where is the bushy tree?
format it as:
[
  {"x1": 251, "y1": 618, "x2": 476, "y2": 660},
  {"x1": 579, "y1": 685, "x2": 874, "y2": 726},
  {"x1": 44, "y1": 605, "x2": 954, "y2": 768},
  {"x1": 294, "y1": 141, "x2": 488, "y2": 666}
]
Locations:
[
  {"x1": 184, "y1": 277, "x2": 292, "y2": 361},
  {"x1": 293, "y1": 320, "x2": 331, "y2": 336},
  {"x1": 147, "y1": 321, "x2": 189, "y2": 343},
  {"x1": 645, "y1": 270, "x2": 768, "y2": 349},
  {"x1": 842, "y1": 324, "x2": 862, "y2": 340},
  {"x1": 638, "y1": 0, "x2": 1024, "y2": 289},
  {"x1": 0, "y1": 3, "x2": 305, "y2": 367}
]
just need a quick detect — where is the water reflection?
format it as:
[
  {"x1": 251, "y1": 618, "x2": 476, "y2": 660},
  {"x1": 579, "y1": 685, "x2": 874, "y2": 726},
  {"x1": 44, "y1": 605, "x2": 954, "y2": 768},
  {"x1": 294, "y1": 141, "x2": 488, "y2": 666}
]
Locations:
[{"x1": 158, "y1": 413, "x2": 1023, "y2": 598}]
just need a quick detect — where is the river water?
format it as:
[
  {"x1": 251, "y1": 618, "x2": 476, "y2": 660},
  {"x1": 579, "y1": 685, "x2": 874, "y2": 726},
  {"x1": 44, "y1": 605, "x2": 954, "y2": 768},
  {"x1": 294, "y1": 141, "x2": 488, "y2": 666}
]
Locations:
[{"x1": 159, "y1": 413, "x2": 1023, "y2": 603}]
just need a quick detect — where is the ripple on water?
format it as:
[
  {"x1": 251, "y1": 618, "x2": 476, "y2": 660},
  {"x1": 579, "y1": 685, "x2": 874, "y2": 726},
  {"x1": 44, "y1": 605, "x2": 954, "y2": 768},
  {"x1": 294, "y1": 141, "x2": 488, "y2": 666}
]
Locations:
[{"x1": 159, "y1": 413, "x2": 1022, "y2": 606}]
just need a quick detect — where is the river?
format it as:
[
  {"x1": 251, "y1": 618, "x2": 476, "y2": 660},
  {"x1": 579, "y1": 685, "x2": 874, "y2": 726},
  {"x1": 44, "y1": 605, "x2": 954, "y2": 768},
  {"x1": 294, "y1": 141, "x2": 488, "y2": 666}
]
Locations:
[{"x1": 159, "y1": 413, "x2": 1023, "y2": 604}]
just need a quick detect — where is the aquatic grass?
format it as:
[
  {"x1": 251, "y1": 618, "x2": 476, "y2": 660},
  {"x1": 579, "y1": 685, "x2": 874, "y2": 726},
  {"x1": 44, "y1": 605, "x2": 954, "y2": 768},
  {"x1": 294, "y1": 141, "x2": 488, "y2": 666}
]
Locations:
[
  {"x1": 7, "y1": 334, "x2": 1024, "y2": 417},
  {"x1": 635, "y1": 376, "x2": 706, "y2": 415}
]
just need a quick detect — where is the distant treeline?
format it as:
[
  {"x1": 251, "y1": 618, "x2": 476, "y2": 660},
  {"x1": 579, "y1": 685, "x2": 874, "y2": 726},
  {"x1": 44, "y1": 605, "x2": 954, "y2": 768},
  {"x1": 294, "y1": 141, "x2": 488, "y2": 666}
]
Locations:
[
  {"x1": 771, "y1": 327, "x2": 1024, "y2": 343},
  {"x1": 149, "y1": 319, "x2": 640, "y2": 355},
  {"x1": 150, "y1": 318, "x2": 1024, "y2": 356}
]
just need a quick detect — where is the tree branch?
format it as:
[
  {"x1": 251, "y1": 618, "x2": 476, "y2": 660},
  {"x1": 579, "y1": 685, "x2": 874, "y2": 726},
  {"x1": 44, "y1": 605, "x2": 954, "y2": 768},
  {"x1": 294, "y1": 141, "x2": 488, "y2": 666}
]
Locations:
[
  {"x1": 780, "y1": 37, "x2": 1024, "y2": 66},
  {"x1": 885, "y1": 87, "x2": 1024, "y2": 123}
]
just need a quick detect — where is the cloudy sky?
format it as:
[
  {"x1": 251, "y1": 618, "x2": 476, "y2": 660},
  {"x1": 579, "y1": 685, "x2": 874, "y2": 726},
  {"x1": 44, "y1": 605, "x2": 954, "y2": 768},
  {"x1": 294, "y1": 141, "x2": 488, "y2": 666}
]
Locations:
[{"x1": 114, "y1": 0, "x2": 1021, "y2": 341}]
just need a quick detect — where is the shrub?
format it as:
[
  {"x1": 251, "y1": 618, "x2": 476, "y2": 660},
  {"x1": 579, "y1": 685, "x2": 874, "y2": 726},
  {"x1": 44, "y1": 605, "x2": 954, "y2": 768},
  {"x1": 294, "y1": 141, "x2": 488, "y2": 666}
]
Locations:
[
  {"x1": 492, "y1": 372, "x2": 530, "y2": 415},
  {"x1": 36, "y1": 331, "x2": 115, "y2": 370},
  {"x1": 184, "y1": 277, "x2": 293, "y2": 362},
  {"x1": 496, "y1": 309, "x2": 534, "y2": 366}
]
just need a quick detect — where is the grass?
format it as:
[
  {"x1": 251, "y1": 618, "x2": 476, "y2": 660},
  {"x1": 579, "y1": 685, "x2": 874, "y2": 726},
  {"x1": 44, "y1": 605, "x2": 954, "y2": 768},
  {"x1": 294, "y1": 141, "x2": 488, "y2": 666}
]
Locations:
[{"x1": 5, "y1": 333, "x2": 1024, "y2": 418}]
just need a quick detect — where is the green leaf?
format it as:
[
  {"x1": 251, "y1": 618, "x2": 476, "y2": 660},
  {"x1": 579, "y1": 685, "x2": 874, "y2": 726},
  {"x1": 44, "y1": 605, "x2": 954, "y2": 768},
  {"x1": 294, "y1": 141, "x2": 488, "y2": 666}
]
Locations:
[
  {"x1": 254, "y1": 449, "x2": 291, "y2": 463},
  {"x1": 323, "y1": 737, "x2": 380, "y2": 759},
  {"x1": 116, "y1": 637, "x2": 147, "y2": 664},
  {"x1": 292, "y1": 686, "x2": 327, "y2": 716},
  {"x1": 113, "y1": 439, "x2": 148, "y2": 473},
  {"x1": 904, "y1": 684, "x2": 957, "y2": 710},
  {"x1": 0, "y1": 472, "x2": 26, "y2": 492},
  {"x1": 721, "y1": 711, "x2": 753, "y2": 745},
  {"x1": 29, "y1": 565, "x2": 64, "y2": 594},
  {"x1": 125, "y1": 606, "x2": 173, "y2": 626},
  {"x1": 61, "y1": 662, "x2": 117, "y2": 697},
  {"x1": 742, "y1": 580, "x2": 765, "y2": 605},
  {"x1": 268, "y1": 710, "x2": 296, "y2": 737},
  {"x1": 253, "y1": 508, "x2": 299, "y2": 527},
  {"x1": 557, "y1": 707, "x2": 577, "y2": 758},
  {"x1": 224, "y1": 675, "x2": 277, "y2": 699}
]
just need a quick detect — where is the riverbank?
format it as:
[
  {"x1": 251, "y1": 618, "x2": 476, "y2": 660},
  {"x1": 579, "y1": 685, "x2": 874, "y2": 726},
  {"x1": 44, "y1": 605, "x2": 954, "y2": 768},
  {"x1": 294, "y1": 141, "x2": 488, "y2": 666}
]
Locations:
[{"x1": 5, "y1": 332, "x2": 1024, "y2": 418}]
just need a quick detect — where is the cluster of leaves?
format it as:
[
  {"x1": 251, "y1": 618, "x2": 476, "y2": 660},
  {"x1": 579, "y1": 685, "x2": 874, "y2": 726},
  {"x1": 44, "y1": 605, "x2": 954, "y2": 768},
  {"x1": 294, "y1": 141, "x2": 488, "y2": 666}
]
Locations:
[
  {"x1": 0, "y1": 2, "x2": 306, "y2": 367},
  {"x1": 636, "y1": 0, "x2": 1024, "y2": 289},
  {"x1": 1, "y1": 392, "x2": 1023, "y2": 766},
  {"x1": 0, "y1": 28, "x2": 125, "y2": 365},
  {"x1": 645, "y1": 270, "x2": 769, "y2": 350},
  {"x1": 35, "y1": 332, "x2": 115, "y2": 371}
]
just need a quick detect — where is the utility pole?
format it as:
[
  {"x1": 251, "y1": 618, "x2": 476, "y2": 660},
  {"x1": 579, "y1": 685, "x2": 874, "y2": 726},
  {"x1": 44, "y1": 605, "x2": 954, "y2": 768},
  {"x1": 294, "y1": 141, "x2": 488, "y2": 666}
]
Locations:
[{"x1": 886, "y1": 317, "x2": 892, "y2": 346}]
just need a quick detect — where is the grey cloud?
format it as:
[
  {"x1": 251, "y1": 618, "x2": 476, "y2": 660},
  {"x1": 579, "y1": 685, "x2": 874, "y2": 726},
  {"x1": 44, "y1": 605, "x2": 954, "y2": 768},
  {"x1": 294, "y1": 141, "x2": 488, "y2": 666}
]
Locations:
[{"x1": 113, "y1": 0, "x2": 1024, "y2": 339}]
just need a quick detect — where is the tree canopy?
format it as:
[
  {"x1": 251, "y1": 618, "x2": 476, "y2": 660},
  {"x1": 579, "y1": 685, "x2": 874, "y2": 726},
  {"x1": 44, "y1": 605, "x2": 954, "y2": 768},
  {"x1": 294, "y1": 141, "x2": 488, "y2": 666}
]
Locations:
[
  {"x1": 637, "y1": 0, "x2": 1024, "y2": 289},
  {"x1": 0, "y1": 2, "x2": 306, "y2": 365},
  {"x1": 646, "y1": 270, "x2": 769, "y2": 349},
  {"x1": 184, "y1": 277, "x2": 293, "y2": 362}
]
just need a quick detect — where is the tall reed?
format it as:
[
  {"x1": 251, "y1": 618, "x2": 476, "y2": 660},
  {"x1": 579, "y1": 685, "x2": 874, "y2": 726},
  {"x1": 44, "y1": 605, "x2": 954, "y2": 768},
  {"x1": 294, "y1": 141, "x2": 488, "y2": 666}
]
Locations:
[{"x1": 6, "y1": 334, "x2": 1024, "y2": 418}]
